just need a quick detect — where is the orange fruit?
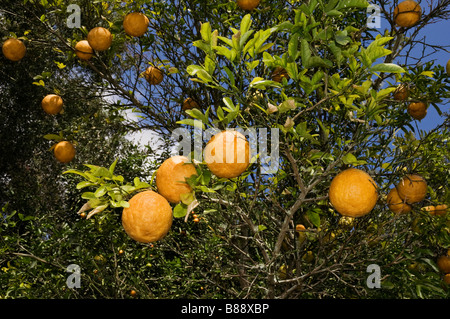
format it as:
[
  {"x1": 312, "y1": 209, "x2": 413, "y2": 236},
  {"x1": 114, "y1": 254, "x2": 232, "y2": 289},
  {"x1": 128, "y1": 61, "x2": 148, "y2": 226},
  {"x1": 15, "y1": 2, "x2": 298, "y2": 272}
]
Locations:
[
  {"x1": 444, "y1": 274, "x2": 450, "y2": 285},
  {"x1": 54, "y1": 141, "x2": 76, "y2": 163},
  {"x1": 387, "y1": 187, "x2": 412, "y2": 214},
  {"x1": 2, "y1": 38, "x2": 26, "y2": 62},
  {"x1": 237, "y1": 0, "x2": 260, "y2": 11},
  {"x1": 182, "y1": 97, "x2": 200, "y2": 111},
  {"x1": 394, "y1": 0, "x2": 422, "y2": 28},
  {"x1": 74, "y1": 40, "x2": 94, "y2": 60},
  {"x1": 437, "y1": 255, "x2": 450, "y2": 273},
  {"x1": 123, "y1": 12, "x2": 149, "y2": 37},
  {"x1": 396, "y1": 174, "x2": 427, "y2": 204},
  {"x1": 393, "y1": 84, "x2": 409, "y2": 101},
  {"x1": 87, "y1": 27, "x2": 113, "y2": 51},
  {"x1": 328, "y1": 168, "x2": 378, "y2": 218},
  {"x1": 144, "y1": 66, "x2": 164, "y2": 85},
  {"x1": 421, "y1": 205, "x2": 436, "y2": 215},
  {"x1": 446, "y1": 59, "x2": 450, "y2": 76},
  {"x1": 407, "y1": 102, "x2": 427, "y2": 120},
  {"x1": 204, "y1": 130, "x2": 251, "y2": 179},
  {"x1": 155, "y1": 156, "x2": 197, "y2": 204},
  {"x1": 130, "y1": 289, "x2": 137, "y2": 296},
  {"x1": 434, "y1": 204, "x2": 448, "y2": 216},
  {"x1": 121, "y1": 190, "x2": 173, "y2": 243},
  {"x1": 41, "y1": 94, "x2": 63, "y2": 115},
  {"x1": 271, "y1": 67, "x2": 289, "y2": 83}
]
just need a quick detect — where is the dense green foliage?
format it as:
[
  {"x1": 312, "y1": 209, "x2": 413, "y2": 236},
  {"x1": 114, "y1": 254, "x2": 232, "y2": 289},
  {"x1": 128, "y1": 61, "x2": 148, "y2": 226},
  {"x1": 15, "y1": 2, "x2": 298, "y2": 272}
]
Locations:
[{"x1": 1, "y1": 0, "x2": 449, "y2": 299}]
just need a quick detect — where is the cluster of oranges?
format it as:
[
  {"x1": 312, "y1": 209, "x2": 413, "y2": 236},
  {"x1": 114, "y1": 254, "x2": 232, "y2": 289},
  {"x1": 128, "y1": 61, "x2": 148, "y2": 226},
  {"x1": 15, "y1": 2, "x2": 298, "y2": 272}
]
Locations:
[
  {"x1": 122, "y1": 130, "x2": 252, "y2": 243},
  {"x1": 392, "y1": 1, "x2": 450, "y2": 121}
]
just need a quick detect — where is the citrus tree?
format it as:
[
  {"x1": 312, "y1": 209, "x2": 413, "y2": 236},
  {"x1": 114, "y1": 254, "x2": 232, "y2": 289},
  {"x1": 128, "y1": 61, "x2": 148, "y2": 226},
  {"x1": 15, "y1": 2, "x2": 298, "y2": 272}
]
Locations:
[{"x1": 1, "y1": 0, "x2": 449, "y2": 299}]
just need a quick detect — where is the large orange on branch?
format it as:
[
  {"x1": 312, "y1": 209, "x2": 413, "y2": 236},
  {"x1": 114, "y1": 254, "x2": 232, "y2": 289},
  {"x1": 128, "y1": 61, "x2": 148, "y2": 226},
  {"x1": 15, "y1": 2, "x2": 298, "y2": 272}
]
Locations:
[
  {"x1": 182, "y1": 97, "x2": 200, "y2": 111},
  {"x1": 387, "y1": 187, "x2": 412, "y2": 214},
  {"x1": 41, "y1": 94, "x2": 63, "y2": 115},
  {"x1": 74, "y1": 40, "x2": 94, "y2": 60},
  {"x1": 87, "y1": 27, "x2": 113, "y2": 51},
  {"x1": 54, "y1": 141, "x2": 76, "y2": 163},
  {"x1": 121, "y1": 190, "x2": 173, "y2": 243},
  {"x1": 396, "y1": 174, "x2": 427, "y2": 204},
  {"x1": 394, "y1": 0, "x2": 422, "y2": 28},
  {"x1": 393, "y1": 84, "x2": 409, "y2": 101},
  {"x1": 237, "y1": 0, "x2": 260, "y2": 11},
  {"x1": 407, "y1": 102, "x2": 427, "y2": 120},
  {"x1": 328, "y1": 168, "x2": 378, "y2": 218},
  {"x1": 2, "y1": 38, "x2": 26, "y2": 62},
  {"x1": 437, "y1": 255, "x2": 450, "y2": 273},
  {"x1": 144, "y1": 66, "x2": 164, "y2": 85},
  {"x1": 123, "y1": 12, "x2": 149, "y2": 37},
  {"x1": 204, "y1": 130, "x2": 251, "y2": 179},
  {"x1": 156, "y1": 156, "x2": 197, "y2": 204}
]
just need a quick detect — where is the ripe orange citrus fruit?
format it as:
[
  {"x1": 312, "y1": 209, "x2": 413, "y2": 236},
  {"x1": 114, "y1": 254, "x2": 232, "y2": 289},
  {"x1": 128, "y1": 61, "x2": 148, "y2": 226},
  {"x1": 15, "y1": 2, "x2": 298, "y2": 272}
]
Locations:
[
  {"x1": 41, "y1": 94, "x2": 63, "y2": 115},
  {"x1": 444, "y1": 274, "x2": 450, "y2": 285},
  {"x1": 393, "y1": 84, "x2": 409, "y2": 101},
  {"x1": 182, "y1": 97, "x2": 200, "y2": 111},
  {"x1": 87, "y1": 27, "x2": 113, "y2": 51},
  {"x1": 155, "y1": 156, "x2": 197, "y2": 204},
  {"x1": 237, "y1": 0, "x2": 260, "y2": 11},
  {"x1": 74, "y1": 40, "x2": 94, "y2": 60},
  {"x1": 396, "y1": 174, "x2": 427, "y2": 204},
  {"x1": 123, "y1": 12, "x2": 149, "y2": 37},
  {"x1": 437, "y1": 255, "x2": 450, "y2": 273},
  {"x1": 394, "y1": 0, "x2": 422, "y2": 28},
  {"x1": 54, "y1": 141, "x2": 76, "y2": 163},
  {"x1": 387, "y1": 187, "x2": 412, "y2": 214},
  {"x1": 434, "y1": 204, "x2": 448, "y2": 216},
  {"x1": 121, "y1": 190, "x2": 173, "y2": 243},
  {"x1": 407, "y1": 102, "x2": 427, "y2": 120},
  {"x1": 421, "y1": 205, "x2": 436, "y2": 215},
  {"x1": 144, "y1": 66, "x2": 164, "y2": 85},
  {"x1": 2, "y1": 38, "x2": 26, "y2": 62},
  {"x1": 271, "y1": 67, "x2": 289, "y2": 83},
  {"x1": 204, "y1": 130, "x2": 251, "y2": 179},
  {"x1": 328, "y1": 168, "x2": 378, "y2": 218}
]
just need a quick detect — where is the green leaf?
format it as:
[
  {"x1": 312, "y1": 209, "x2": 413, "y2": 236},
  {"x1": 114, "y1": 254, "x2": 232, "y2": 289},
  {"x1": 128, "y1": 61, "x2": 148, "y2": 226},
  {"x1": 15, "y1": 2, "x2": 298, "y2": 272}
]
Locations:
[
  {"x1": 76, "y1": 181, "x2": 93, "y2": 190},
  {"x1": 326, "y1": 9, "x2": 343, "y2": 16},
  {"x1": 180, "y1": 192, "x2": 195, "y2": 206},
  {"x1": 288, "y1": 33, "x2": 299, "y2": 61},
  {"x1": 301, "y1": 39, "x2": 311, "y2": 67},
  {"x1": 258, "y1": 225, "x2": 267, "y2": 232},
  {"x1": 335, "y1": 0, "x2": 369, "y2": 10},
  {"x1": 94, "y1": 185, "x2": 107, "y2": 198},
  {"x1": 240, "y1": 14, "x2": 252, "y2": 35},
  {"x1": 63, "y1": 169, "x2": 88, "y2": 179},
  {"x1": 173, "y1": 203, "x2": 188, "y2": 218},
  {"x1": 176, "y1": 118, "x2": 206, "y2": 130},
  {"x1": 43, "y1": 134, "x2": 63, "y2": 141},
  {"x1": 200, "y1": 22, "x2": 212, "y2": 43},
  {"x1": 185, "y1": 108, "x2": 209, "y2": 124},
  {"x1": 109, "y1": 159, "x2": 118, "y2": 174},
  {"x1": 307, "y1": 209, "x2": 321, "y2": 227},
  {"x1": 81, "y1": 192, "x2": 97, "y2": 200},
  {"x1": 342, "y1": 152, "x2": 357, "y2": 165},
  {"x1": 370, "y1": 63, "x2": 405, "y2": 74}
]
